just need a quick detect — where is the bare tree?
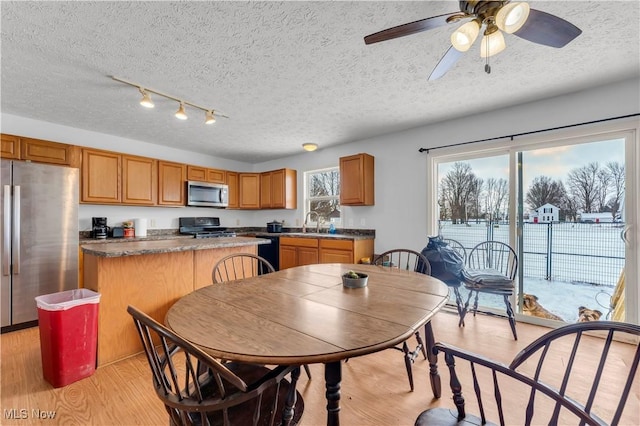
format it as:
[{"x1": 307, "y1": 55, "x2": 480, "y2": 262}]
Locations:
[
  {"x1": 567, "y1": 162, "x2": 600, "y2": 213},
  {"x1": 308, "y1": 170, "x2": 340, "y2": 221},
  {"x1": 469, "y1": 177, "x2": 483, "y2": 222},
  {"x1": 606, "y1": 161, "x2": 625, "y2": 217},
  {"x1": 595, "y1": 168, "x2": 611, "y2": 212},
  {"x1": 560, "y1": 194, "x2": 579, "y2": 222},
  {"x1": 526, "y1": 176, "x2": 567, "y2": 211},
  {"x1": 440, "y1": 162, "x2": 477, "y2": 224},
  {"x1": 485, "y1": 178, "x2": 508, "y2": 221}
]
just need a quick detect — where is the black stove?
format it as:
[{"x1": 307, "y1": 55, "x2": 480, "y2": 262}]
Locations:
[{"x1": 179, "y1": 217, "x2": 236, "y2": 239}]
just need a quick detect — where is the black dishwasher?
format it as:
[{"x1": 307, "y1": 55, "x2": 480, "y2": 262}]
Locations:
[{"x1": 257, "y1": 235, "x2": 280, "y2": 271}]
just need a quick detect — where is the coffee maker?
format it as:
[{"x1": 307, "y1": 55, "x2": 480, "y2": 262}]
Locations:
[{"x1": 92, "y1": 217, "x2": 108, "y2": 239}]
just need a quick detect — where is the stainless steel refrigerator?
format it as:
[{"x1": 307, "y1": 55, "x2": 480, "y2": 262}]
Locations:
[{"x1": 1, "y1": 160, "x2": 78, "y2": 331}]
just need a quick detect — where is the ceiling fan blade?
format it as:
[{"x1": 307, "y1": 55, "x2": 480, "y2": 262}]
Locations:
[
  {"x1": 428, "y1": 46, "x2": 465, "y2": 81},
  {"x1": 364, "y1": 12, "x2": 460, "y2": 45},
  {"x1": 513, "y1": 8, "x2": 582, "y2": 48}
]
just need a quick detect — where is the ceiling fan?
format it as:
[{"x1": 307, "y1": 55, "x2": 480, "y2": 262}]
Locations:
[{"x1": 364, "y1": 1, "x2": 582, "y2": 80}]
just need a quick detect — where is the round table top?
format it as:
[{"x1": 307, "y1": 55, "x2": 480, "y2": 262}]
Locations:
[{"x1": 166, "y1": 263, "x2": 449, "y2": 365}]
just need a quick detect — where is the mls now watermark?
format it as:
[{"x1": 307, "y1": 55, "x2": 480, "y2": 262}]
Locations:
[{"x1": 4, "y1": 408, "x2": 56, "y2": 420}]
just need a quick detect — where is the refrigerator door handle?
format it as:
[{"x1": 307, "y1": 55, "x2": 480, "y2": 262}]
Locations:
[
  {"x1": 13, "y1": 185, "x2": 20, "y2": 275},
  {"x1": 2, "y1": 185, "x2": 9, "y2": 276}
]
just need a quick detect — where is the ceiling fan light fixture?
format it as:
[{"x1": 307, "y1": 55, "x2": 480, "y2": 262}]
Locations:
[
  {"x1": 302, "y1": 143, "x2": 318, "y2": 152},
  {"x1": 205, "y1": 110, "x2": 216, "y2": 124},
  {"x1": 451, "y1": 20, "x2": 480, "y2": 52},
  {"x1": 175, "y1": 102, "x2": 188, "y2": 120},
  {"x1": 139, "y1": 88, "x2": 154, "y2": 108},
  {"x1": 496, "y1": 2, "x2": 530, "y2": 34},
  {"x1": 480, "y1": 28, "x2": 506, "y2": 58}
]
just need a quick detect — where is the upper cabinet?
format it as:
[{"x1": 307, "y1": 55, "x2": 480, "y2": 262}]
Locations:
[
  {"x1": 187, "y1": 165, "x2": 226, "y2": 184},
  {"x1": 260, "y1": 168, "x2": 297, "y2": 209},
  {"x1": 81, "y1": 148, "x2": 122, "y2": 204},
  {"x1": 1, "y1": 134, "x2": 20, "y2": 159},
  {"x1": 82, "y1": 149, "x2": 157, "y2": 205},
  {"x1": 122, "y1": 155, "x2": 157, "y2": 205},
  {"x1": 158, "y1": 161, "x2": 185, "y2": 206},
  {"x1": 1, "y1": 133, "x2": 80, "y2": 167},
  {"x1": 340, "y1": 153, "x2": 375, "y2": 206},
  {"x1": 239, "y1": 173, "x2": 261, "y2": 209},
  {"x1": 226, "y1": 171, "x2": 239, "y2": 209}
]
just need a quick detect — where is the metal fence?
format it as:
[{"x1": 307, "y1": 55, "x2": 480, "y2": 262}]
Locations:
[{"x1": 439, "y1": 221, "x2": 624, "y2": 287}]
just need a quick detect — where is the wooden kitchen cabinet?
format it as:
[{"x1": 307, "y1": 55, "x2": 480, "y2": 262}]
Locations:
[
  {"x1": 122, "y1": 155, "x2": 157, "y2": 205},
  {"x1": 158, "y1": 161, "x2": 185, "y2": 206},
  {"x1": 239, "y1": 173, "x2": 261, "y2": 209},
  {"x1": 81, "y1": 148, "x2": 121, "y2": 204},
  {"x1": 226, "y1": 171, "x2": 239, "y2": 208},
  {"x1": 279, "y1": 237, "x2": 319, "y2": 269},
  {"x1": 340, "y1": 153, "x2": 375, "y2": 206},
  {"x1": 187, "y1": 165, "x2": 226, "y2": 184},
  {"x1": 319, "y1": 238, "x2": 375, "y2": 264},
  {"x1": 260, "y1": 168, "x2": 297, "y2": 209},
  {"x1": 1, "y1": 134, "x2": 20, "y2": 159}
]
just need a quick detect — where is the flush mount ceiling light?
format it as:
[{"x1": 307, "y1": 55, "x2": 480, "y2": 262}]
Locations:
[
  {"x1": 111, "y1": 76, "x2": 229, "y2": 124},
  {"x1": 302, "y1": 143, "x2": 318, "y2": 152}
]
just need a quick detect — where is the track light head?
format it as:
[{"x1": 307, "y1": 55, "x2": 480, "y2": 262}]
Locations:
[
  {"x1": 175, "y1": 102, "x2": 188, "y2": 120},
  {"x1": 139, "y1": 88, "x2": 154, "y2": 108},
  {"x1": 205, "y1": 110, "x2": 216, "y2": 124}
]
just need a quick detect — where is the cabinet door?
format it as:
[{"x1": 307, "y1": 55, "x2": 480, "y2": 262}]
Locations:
[
  {"x1": 320, "y1": 249, "x2": 353, "y2": 264},
  {"x1": 0, "y1": 134, "x2": 20, "y2": 159},
  {"x1": 279, "y1": 245, "x2": 298, "y2": 270},
  {"x1": 340, "y1": 153, "x2": 375, "y2": 206},
  {"x1": 81, "y1": 149, "x2": 121, "y2": 203},
  {"x1": 187, "y1": 165, "x2": 207, "y2": 181},
  {"x1": 260, "y1": 172, "x2": 272, "y2": 208},
  {"x1": 207, "y1": 169, "x2": 226, "y2": 184},
  {"x1": 122, "y1": 155, "x2": 157, "y2": 205},
  {"x1": 20, "y1": 137, "x2": 73, "y2": 165},
  {"x1": 158, "y1": 161, "x2": 185, "y2": 206},
  {"x1": 298, "y1": 247, "x2": 319, "y2": 266},
  {"x1": 226, "y1": 171, "x2": 239, "y2": 208},
  {"x1": 239, "y1": 173, "x2": 260, "y2": 209}
]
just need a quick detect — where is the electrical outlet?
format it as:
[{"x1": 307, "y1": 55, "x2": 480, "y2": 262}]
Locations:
[
  {"x1": 236, "y1": 219, "x2": 240, "y2": 226},
  {"x1": 360, "y1": 218, "x2": 366, "y2": 226},
  {"x1": 296, "y1": 219, "x2": 300, "y2": 226},
  {"x1": 149, "y1": 219, "x2": 156, "y2": 227}
]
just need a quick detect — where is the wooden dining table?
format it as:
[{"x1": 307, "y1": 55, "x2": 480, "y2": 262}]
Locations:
[{"x1": 165, "y1": 263, "x2": 449, "y2": 426}]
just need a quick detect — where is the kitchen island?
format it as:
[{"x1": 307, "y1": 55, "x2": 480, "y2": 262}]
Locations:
[{"x1": 81, "y1": 237, "x2": 268, "y2": 366}]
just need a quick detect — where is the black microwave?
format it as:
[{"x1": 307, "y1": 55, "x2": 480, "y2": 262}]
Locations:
[{"x1": 186, "y1": 181, "x2": 229, "y2": 208}]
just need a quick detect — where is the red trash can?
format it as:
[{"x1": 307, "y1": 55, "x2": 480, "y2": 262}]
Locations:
[{"x1": 35, "y1": 289, "x2": 101, "y2": 388}]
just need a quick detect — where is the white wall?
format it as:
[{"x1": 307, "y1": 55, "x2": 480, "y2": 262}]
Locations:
[{"x1": 2, "y1": 77, "x2": 638, "y2": 252}]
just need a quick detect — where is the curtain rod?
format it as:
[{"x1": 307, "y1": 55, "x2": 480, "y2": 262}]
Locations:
[{"x1": 418, "y1": 113, "x2": 639, "y2": 153}]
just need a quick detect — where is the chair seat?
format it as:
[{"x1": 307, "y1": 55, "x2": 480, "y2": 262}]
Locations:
[
  {"x1": 195, "y1": 363, "x2": 305, "y2": 426},
  {"x1": 462, "y1": 268, "x2": 513, "y2": 286}
]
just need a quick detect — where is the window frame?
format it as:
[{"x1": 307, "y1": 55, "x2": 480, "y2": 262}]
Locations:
[{"x1": 304, "y1": 166, "x2": 341, "y2": 227}]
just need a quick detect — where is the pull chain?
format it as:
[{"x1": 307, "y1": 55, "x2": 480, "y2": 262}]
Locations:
[{"x1": 485, "y1": 34, "x2": 491, "y2": 74}]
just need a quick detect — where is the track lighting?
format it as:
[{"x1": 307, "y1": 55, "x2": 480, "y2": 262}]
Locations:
[
  {"x1": 111, "y1": 76, "x2": 229, "y2": 124},
  {"x1": 205, "y1": 110, "x2": 216, "y2": 124},
  {"x1": 139, "y1": 88, "x2": 154, "y2": 108},
  {"x1": 175, "y1": 102, "x2": 188, "y2": 120}
]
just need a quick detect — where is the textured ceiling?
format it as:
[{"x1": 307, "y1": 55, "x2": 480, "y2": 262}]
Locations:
[{"x1": 1, "y1": 1, "x2": 639, "y2": 163}]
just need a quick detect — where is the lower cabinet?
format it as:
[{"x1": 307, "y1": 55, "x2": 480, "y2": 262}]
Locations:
[
  {"x1": 280, "y1": 237, "x2": 375, "y2": 269},
  {"x1": 279, "y1": 237, "x2": 319, "y2": 269}
]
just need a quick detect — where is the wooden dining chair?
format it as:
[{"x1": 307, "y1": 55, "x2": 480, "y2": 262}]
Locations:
[
  {"x1": 373, "y1": 249, "x2": 432, "y2": 392},
  {"x1": 415, "y1": 321, "x2": 640, "y2": 426},
  {"x1": 212, "y1": 253, "x2": 276, "y2": 283},
  {"x1": 212, "y1": 253, "x2": 312, "y2": 380},
  {"x1": 460, "y1": 241, "x2": 519, "y2": 340},
  {"x1": 127, "y1": 305, "x2": 304, "y2": 426}
]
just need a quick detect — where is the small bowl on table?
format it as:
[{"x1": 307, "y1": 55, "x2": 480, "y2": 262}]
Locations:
[{"x1": 342, "y1": 272, "x2": 368, "y2": 288}]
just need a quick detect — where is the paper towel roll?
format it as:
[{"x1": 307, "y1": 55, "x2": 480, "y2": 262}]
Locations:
[{"x1": 134, "y1": 218, "x2": 148, "y2": 237}]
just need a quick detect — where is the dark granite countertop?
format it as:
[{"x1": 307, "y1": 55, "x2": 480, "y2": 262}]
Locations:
[
  {"x1": 81, "y1": 236, "x2": 269, "y2": 258},
  {"x1": 246, "y1": 232, "x2": 374, "y2": 241}
]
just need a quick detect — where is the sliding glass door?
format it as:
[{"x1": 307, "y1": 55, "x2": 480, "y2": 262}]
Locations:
[{"x1": 428, "y1": 123, "x2": 637, "y2": 326}]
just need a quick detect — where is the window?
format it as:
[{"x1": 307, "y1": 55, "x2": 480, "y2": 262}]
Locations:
[{"x1": 305, "y1": 167, "x2": 341, "y2": 226}]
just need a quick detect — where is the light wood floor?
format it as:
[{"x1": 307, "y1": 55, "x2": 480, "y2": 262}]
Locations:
[{"x1": 1, "y1": 310, "x2": 638, "y2": 425}]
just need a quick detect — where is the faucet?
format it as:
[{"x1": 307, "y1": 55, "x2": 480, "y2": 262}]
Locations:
[{"x1": 302, "y1": 211, "x2": 319, "y2": 233}]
